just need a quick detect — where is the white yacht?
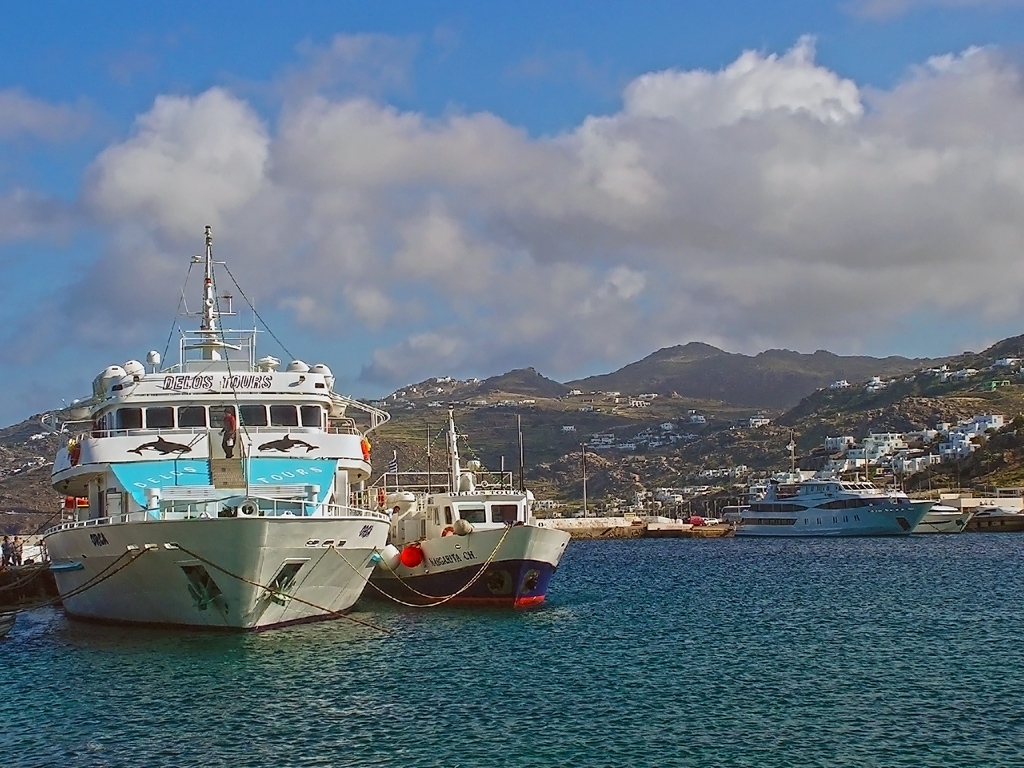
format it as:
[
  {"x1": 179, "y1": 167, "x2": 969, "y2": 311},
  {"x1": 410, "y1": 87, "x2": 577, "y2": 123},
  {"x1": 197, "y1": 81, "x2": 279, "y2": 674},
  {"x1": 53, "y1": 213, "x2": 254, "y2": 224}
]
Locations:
[
  {"x1": 731, "y1": 478, "x2": 932, "y2": 537},
  {"x1": 367, "y1": 408, "x2": 570, "y2": 608},
  {"x1": 913, "y1": 504, "x2": 973, "y2": 534},
  {"x1": 42, "y1": 226, "x2": 391, "y2": 630}
]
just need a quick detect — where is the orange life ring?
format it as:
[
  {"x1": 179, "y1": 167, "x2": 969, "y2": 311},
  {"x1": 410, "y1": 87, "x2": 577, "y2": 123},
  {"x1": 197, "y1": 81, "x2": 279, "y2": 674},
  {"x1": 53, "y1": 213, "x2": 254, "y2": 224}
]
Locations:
[
  {"x1": 376, "y1": 487, "x2": 386, "y2": 508},
  {"x1": 441, "y1": 526, "x2": 455, "y2": 537},
  {"x1": 360, "y1": 437, "x2": 371, "y2": 461}
]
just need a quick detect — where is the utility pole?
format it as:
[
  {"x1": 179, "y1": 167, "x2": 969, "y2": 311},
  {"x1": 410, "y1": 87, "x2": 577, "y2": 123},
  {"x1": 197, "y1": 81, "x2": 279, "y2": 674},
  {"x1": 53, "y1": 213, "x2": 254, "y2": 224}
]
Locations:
[{"x1": 581, "y1": 443, "x2": 588, "y2": 518}]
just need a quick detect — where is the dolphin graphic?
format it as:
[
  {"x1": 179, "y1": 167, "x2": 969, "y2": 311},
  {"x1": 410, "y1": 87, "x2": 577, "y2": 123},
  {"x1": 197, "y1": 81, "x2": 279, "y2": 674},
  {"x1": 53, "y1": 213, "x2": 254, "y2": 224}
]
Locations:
[
  {"x1": 257, "y1": 435, "x2": 318, "y2": 453},
  {"x1": 129, "y1": 436, "x2": 194, "y2": 456}
]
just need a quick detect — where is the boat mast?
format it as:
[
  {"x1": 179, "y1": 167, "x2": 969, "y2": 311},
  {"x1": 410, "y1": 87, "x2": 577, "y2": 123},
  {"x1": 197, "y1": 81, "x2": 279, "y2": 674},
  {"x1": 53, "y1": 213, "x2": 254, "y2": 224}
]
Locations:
[
  {"x1": 198, "y1": 226, "x2": 220, "y2": 360},
  {"x1": 186, "y1": 225, "x2": 238, "y2": 362},
  {"x1": 447, "y1": 406, "x2": 461, "y2": 489}
]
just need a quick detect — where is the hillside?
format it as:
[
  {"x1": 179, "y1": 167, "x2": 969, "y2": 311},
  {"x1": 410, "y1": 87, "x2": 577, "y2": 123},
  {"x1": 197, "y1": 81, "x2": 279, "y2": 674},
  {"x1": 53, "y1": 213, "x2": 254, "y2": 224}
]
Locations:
[
  {"x1": 568, "y1": 343, "x2": 937, "y2": 409},
  {"x1": 5, "y1": 339, "x2": 1024, "y2": 531}
]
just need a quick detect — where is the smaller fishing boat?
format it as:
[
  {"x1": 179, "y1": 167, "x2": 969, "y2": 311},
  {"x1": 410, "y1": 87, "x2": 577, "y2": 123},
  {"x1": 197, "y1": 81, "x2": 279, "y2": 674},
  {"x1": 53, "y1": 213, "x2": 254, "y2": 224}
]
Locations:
[
  {"x1": 367, "y1": 408, "x2": 570, "y2": 607},
  {"x1": 912, "y1": 504, "x2": 973, "y2": 534},
  {"x1": 0, "y1": 612, "x2": 16, "y2": 638}
]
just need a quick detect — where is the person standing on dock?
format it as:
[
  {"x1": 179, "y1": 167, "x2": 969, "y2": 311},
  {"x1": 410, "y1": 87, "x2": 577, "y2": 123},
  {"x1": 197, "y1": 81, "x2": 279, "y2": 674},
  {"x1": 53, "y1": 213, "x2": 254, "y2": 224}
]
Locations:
[
  {"x1": 1, "y1": 536, "x2": 10, "y2": 568},
  {"x1": 12, "y1": 536, "x2": 22, "y2": 567}
]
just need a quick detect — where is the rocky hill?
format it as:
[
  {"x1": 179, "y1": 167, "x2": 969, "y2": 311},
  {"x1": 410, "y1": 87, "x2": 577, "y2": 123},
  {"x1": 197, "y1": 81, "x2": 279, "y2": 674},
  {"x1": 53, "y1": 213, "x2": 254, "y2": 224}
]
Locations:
[{"x1": 568, "y1": 343, "x2": 937, "y2": 409}]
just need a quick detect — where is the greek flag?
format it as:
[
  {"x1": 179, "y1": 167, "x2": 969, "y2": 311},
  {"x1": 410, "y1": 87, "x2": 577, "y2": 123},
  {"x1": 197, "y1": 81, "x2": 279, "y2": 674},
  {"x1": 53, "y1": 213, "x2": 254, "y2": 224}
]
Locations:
[{"x1": 387, "y1": 451, "x2": 398, "y2": 473}]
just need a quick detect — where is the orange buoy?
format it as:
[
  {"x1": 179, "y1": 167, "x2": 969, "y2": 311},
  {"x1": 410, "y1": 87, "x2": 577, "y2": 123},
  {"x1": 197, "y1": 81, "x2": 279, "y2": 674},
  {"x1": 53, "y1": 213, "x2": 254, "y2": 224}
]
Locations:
[
  {"x1": 441, "y1": 526, "x2": 455, "y2": 537},
  {"x1": 400, "y1": 544, "x2": 423, "y2": 568}
]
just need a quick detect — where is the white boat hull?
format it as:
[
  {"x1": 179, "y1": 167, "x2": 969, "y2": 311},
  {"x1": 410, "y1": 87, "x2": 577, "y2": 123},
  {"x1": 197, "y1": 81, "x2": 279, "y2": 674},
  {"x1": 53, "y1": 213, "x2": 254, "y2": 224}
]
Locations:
[
  {"x1": 44, "y1": 517, "x2": 389, "y2": 630},
  {"x1": 735, "y1": 501, "x2": 933, "y2": 537},
  {"x1": 369, "y1": 525, "x2": 571, "y2": 607},
  {"x1": 913, "y1": 507, "x2": 973, "y2": 534}
]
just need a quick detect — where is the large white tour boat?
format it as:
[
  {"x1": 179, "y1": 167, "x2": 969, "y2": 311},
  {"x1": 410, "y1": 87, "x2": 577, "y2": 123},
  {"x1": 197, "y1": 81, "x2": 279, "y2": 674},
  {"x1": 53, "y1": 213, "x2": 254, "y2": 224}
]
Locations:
[
  {"x1": 367, "y1": 408, "x2": 570, "y2": 607},
  {"x1": 42, "y1": 226, "x2": 391, "y2": 630},
  {"x1": 729, "y1": 477, "x2": 932, "y2": 537}
]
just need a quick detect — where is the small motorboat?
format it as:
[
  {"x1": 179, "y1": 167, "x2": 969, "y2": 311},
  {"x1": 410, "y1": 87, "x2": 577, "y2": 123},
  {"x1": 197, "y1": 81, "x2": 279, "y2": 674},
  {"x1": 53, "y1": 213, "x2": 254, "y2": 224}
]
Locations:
[{"x1": 0, "y1": 611, "x2": 16, "y2": 639}]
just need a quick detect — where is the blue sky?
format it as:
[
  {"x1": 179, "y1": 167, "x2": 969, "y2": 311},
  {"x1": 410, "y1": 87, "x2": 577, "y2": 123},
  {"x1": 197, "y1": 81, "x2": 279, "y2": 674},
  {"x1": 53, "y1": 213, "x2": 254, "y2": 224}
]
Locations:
[{"x1": 4, "y1": 0, "x2": 1024, "y2": 426}]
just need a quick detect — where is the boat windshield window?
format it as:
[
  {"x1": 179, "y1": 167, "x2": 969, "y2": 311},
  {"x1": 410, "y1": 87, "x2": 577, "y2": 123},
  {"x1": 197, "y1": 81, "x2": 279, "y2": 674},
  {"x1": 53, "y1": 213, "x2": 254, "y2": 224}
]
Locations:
[
  {"x1": 116, "y1": 408, "x2": 142, "y2": 431},
  {"x1": 458, "y1": 506, "x2": 486, "y2": 524},
  {"x1": 178, "y1": 406, "x2": 207, "y2": 428},
  {"x1": 239, "y1": 405, "x2": 268, "y2": 426},
  {"x1": 300, "y1": 405, "x2": 322, "y2": 428},
  {"x1": 270, "y1": 405, "x2": 299, "y2": 427},
  {"x1": 444, "y1": 506, "x2": 453, "y2": 525},
  {"x1": 146, "y1": 407, "x2": 174, "y2": 429},
  {"x1": 491, "y1": 504, "x2": 519, "y2": 524}
]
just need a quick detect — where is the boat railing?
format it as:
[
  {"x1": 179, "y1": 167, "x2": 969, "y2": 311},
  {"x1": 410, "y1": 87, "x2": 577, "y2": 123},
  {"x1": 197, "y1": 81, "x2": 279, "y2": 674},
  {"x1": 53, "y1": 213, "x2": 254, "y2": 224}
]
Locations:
[
  {"x1": 374, "y1": 469, "x2": 518, "y2": 495},
  {"x1": 44, "y1": 500, "x2": 388, "y2": 535},
  {"x1": 75, "y1": 423, "x2": 361, "y2": 441}
]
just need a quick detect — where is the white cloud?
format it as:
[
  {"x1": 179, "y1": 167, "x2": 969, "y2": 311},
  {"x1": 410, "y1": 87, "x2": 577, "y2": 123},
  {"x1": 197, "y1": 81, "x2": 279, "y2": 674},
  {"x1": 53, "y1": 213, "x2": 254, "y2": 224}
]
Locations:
[
  {"x1": 622, "y1": 36, "x2": 863, "y2": 127},
  {"x1": 283, "y1": 33, "x2": 419, "y2": 100},
  {"x1": 849, "y1": 0, "x2": 1024, "y2": 20},
  {"x1": 0, "y1": 189, "x2": 79, "y2": 241},
  {"x1": 0, "y1": 89, "x2": 90, "y2": 141},
  {"x1": 85, "y1": 88, "x2": 270, "y2": 236},
  {"x1": 17, "y1": 38, "x2": 1024, "y2": 399}
]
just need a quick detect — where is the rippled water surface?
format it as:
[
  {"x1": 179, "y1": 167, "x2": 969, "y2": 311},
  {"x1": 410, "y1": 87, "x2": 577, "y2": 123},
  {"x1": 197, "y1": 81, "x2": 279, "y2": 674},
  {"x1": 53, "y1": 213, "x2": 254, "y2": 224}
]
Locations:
[{"x1": 5, "y1": 534, "x2": 1024, "y2": 767}]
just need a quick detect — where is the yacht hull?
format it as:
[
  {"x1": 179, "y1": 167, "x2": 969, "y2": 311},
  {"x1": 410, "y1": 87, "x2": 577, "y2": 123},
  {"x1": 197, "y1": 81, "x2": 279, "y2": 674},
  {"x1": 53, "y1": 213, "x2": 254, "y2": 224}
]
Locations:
[
  {"x1": 913, "y1": 508, "x2": 973, "y2": 534},
  {"x1": 735, "y1": 501, "x2": 933, "y2": 537},
  {"x1": 368, "y1": 525, "x2": 571, "y2": 608},
  {"x1": 44, "y1": 517, "x2": 389, "y2": 630}
]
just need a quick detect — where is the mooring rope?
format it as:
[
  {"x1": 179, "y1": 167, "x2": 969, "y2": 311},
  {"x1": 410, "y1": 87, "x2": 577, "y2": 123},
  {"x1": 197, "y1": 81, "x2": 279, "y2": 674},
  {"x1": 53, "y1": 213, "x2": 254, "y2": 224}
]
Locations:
[
  {"x1": 0, "y1": 565, "x2": 51, "y2": 593},
  {"x1": 171, "y1": 543, "x2": 392, "y2": 635},
  {"x1": 333, "y1": 524, "x2": 515, "y2": 608},
  {"x1": 6, "y1": 548, "x2": 150, "y2": 613}
]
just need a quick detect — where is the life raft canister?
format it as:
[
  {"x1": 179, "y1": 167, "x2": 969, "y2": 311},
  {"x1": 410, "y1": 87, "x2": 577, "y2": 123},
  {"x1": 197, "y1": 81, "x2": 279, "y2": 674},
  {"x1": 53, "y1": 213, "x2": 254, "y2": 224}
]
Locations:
[{"x1": 360, "y1": 437, "x2": 371, "y2": 461}]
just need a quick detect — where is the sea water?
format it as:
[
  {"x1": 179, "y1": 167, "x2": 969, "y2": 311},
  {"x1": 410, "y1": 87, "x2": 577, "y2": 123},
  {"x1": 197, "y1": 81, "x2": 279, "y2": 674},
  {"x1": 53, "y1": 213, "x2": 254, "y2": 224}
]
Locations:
[{"x1": 4, "y1": 534, "x2": 1024, "y2": 768}]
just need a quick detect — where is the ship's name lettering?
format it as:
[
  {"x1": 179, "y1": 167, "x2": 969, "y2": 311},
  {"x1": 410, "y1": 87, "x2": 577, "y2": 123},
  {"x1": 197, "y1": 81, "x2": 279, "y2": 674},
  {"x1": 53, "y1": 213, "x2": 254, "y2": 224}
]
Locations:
[
  {"x1": 131, "y1": 466, "x2": 199, "y2": 489},
  {"x1": 220, "y1": 374, "x2": 273, "y2": 390},
  {"x1": 253, "y1": 466, "x2": 324, "y2": 484},
  {"x1": 428, "y1": 553, "x2": 463, "y2": 567},
  {"x1": 163, "y1": 375, "x2": 215, "y2": 390},
  {"x1": 161, "y1": 374, "x2": 274, "y2": 391}
]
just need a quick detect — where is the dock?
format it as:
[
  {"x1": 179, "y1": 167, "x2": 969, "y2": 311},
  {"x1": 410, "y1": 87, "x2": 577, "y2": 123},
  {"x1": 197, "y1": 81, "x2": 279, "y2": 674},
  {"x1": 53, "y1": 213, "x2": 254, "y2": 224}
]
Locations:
[
  {"x1": 539, "y1": 516, "x2": 734, "y2": 540},
  {"x1": 0, "y1": 564, "x2": 59, "y2": 610}
]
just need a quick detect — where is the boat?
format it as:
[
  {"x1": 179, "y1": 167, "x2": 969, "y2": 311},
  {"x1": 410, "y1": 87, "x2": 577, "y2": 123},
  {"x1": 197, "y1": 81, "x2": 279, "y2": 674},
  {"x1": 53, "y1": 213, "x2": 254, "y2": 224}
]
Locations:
[
  {"x1": 41, "y1": 226, "x2": 392, "y2": 630},
  {"x1": 730, "y1": 477, "x2": 932, "y2": 537},
  {"x1": 913, "y1": 504, "x2": 973, "y2": 534},
  {"x1": 0, "y1": 612, "x2": 15, "y2": 638},
  {"x1": 965, "y1": 505, "x2": 1024, "y2": 532},
  {"x1": 366, "y1": 408, "x2": 571, "y2": 607}
]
